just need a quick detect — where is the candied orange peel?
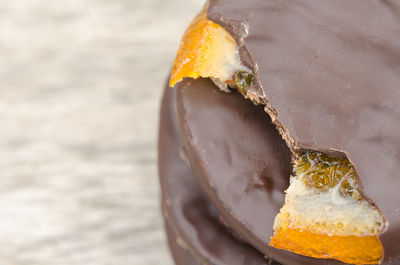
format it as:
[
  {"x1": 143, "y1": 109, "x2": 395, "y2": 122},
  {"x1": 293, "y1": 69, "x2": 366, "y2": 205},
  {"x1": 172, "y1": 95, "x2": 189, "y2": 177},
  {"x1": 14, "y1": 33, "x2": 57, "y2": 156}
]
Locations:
[{"x1": 170, "y1": 7, "x2": 247, "y2": 89}]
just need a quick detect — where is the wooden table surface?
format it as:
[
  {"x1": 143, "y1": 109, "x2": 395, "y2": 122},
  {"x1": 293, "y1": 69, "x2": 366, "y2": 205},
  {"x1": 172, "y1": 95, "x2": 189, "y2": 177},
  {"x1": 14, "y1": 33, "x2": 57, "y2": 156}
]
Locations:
[{"x1": 0, "y1": 0, "x2": 203, "y2": 264}]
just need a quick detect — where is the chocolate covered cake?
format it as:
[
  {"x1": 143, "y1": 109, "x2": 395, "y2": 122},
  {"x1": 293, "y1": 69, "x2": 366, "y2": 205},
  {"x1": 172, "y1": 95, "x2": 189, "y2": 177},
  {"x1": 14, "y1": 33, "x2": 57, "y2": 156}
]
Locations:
[{"x1": 159, "y1": 1, "x2": 400, "y2": 264}]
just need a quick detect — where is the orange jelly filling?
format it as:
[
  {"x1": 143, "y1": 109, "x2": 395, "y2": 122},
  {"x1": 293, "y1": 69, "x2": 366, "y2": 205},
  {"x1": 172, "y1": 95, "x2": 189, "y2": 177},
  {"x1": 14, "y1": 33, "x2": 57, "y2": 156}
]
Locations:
[
  {"x1": 270, "y1": 227, "x2": 383, "y2": 265},
  {"x1": 170, "y1": 7, "x2": 242, "y2": 88},
  {"x1": 270, "y1": 151, "x2": 385, "y2": 264}
]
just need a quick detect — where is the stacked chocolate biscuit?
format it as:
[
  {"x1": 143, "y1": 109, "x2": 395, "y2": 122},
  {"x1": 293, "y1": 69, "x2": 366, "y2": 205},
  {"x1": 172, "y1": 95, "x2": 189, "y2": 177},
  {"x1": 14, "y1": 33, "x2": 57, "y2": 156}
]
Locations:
[
  {"x1": 159, "y1": 79, "x2": 277, "y2": 265},
  {"x1": 158, "y1": 1, "x2": 400, "y2": 265}
]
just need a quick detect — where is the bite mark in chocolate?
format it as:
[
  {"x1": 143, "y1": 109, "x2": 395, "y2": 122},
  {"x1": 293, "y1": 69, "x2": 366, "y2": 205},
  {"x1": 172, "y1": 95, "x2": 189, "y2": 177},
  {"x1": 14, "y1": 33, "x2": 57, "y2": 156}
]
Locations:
[{"x1": 175, "y1": 78, "x2": 353, "y2": 265}]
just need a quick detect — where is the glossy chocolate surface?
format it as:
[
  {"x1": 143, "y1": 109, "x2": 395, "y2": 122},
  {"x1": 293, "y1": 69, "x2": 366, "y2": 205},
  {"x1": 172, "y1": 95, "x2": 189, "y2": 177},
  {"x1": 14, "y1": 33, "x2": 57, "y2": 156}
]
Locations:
[
  {"x1": 207, "y1": 1, "x2": 400, "y2": 263},
  {"x1": 158, "y1": 82, "x2": 270, "y2": 265},
  {"x1": 165, "y1": 221, "x2": 200, "y2": 265}
]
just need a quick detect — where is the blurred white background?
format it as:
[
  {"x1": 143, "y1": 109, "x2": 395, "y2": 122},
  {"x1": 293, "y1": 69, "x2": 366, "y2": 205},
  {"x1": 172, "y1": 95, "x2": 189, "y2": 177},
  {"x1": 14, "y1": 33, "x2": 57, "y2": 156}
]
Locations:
[{"x1": 0, "y1": 0, "x2": 203, "y2": 264}]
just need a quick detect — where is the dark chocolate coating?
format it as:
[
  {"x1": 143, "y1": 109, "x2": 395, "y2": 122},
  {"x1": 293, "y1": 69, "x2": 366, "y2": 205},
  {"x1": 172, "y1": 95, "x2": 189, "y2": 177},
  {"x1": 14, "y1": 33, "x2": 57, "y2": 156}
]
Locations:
[
  {"x1": 158, "y1": 81, "x2": 270, "y2": 265},
  {"x1": 207, "y1": 0, "x2": 400, "y2": 263},
  {"x1": 165, "y1": 220, "x2": 200, "y2": 265},
  {"x1": 175, "y1": 78, "x2": 352, "y2": 265}
]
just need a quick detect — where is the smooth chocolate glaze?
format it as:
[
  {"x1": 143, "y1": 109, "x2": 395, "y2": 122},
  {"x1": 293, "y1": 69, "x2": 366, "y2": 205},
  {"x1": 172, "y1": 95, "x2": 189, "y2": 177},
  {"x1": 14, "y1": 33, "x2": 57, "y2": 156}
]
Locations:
[
  {"x1": 165, "y1": 220, "x2": 200, "y2": 265},
  {"x1": 158, "y1": 81, "x2": 271, "y2": 265},
  {"x1": 207, "y1": 1, "x2": 400, "y2": 263}
]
